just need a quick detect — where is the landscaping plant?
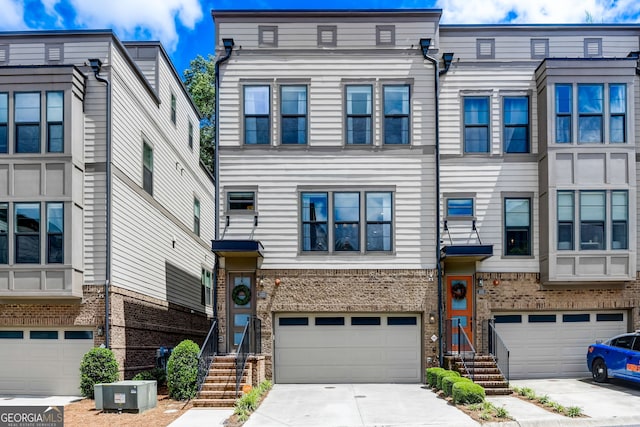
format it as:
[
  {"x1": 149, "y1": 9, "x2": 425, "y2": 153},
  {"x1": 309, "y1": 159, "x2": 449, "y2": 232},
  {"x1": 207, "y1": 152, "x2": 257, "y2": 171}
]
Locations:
[
  {"x1": 79, "y1": 347, "x2": 119, "y2": 399},
  {"x1": 234, "y1": 380, "x2": 273, "y2": 422},
  {"x1": 132, "y1": 367, "x2": 167, "y2": 386},
  {"x1": 452, "y1": 381, "x2": 485, "y2": 404},
  {"x1": 436, "y1": 369, "x2": 460, "y2": 390},
  {"x1": 442, "y1": 375, "x2": 471, "y2": 397},
  {"x1": 426, "y1": 367, "x2": 446, "y2": 387},
  {"x1": 167, "y1": 339, "x2": 200, "y2": 400}
]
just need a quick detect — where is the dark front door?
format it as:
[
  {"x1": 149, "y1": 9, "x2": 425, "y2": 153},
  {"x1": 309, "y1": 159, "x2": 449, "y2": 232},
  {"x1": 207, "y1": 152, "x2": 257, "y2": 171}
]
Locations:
[{"x1": 228, "y1": 273, "x2": 255, "y2": 352}]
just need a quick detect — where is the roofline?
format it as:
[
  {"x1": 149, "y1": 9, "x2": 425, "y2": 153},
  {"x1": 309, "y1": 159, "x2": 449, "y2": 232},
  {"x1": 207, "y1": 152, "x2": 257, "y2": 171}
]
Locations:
[
  {"x1": 212, "y1": 8, "x2": 442, "y2": 20},
  {"x1": 0, "y1": 29, "x2": 115, "y2": 38},
  {"x1": 441, "y1": 23, "x2": 640, "y2": 31}
]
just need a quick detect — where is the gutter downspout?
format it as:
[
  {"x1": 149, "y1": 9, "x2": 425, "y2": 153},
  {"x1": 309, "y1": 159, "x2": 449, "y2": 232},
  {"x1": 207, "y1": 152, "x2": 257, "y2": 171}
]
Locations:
[
  {"x1": 421, "y1": 48, "x2": 445, "y2": 367},
  {"x1": 89, "y1": 59, "x2": 112, "y2": 349},
  {"x1": 212, "y1": 39, "x2": 234, "y2": 325}
]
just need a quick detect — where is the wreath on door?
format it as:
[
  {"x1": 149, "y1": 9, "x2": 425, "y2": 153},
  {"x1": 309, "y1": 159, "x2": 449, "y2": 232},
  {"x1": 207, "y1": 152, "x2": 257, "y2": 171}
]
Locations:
[
  {"x1": 232, "y1": 284, "x2": 251, "y2": 306},
  {"x1": 451, "y1": 282, "x2": 467, "y2": 300}
]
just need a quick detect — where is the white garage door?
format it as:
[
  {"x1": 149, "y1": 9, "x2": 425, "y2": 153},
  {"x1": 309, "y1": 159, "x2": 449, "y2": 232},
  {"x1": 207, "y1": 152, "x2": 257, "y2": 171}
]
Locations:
[
  {"x1": 275, "y1": 313, "x2": 421, "y2": 383},
  {"x1": 0, "y1": 328, "x2": 94, "y2": 395},
  {"x1": 495, "y1": 311, "x2": 627, "y2": 379}
]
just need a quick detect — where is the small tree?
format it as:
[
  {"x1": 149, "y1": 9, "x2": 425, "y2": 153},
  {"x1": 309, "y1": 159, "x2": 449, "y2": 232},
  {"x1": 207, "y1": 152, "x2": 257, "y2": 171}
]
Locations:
[
  {"x1": 167, "y1": 340, "x2": 200, "y2": 400},
  {"x1": 79, "y1": 347, "x2": 119, "y2": 398}
]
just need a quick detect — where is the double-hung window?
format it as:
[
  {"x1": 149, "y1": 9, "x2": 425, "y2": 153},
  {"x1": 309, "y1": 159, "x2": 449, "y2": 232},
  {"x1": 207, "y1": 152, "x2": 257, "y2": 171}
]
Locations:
[
  {"x1": 170, "y1": 94, "x2": 176, "y2": 125},
  {"x1": 193, "y1": 197, "x2": 200, "y2": 237},
  {"x1": 0, "y1": 93, "x2": 7, "y2": 153},
  {"x1": 300, "y1": 190, "x2": 393, "y2": 253},
  {"x1": 244, "y1": 86, "x2": 270, "y2": 144},
  {"x1": 15, "y1": 92, "x2": 41, "y2": 153},
  {"x1": 555, "y1": 84, "x2": 572, "y2": 143},
  {"x1": 503, "y1": 97, "x2": 529, "y2": 153},
  {"x1": 580, "y1": 191, "x2": 605, "y2": 250},
  {"x1": 142, "y1": 142, "x2": 153, "y2": 196},
  {"x1": 609, "y1": 84, "x2": 626, "y2": 143},
  {"x1": 345, "y1": 85, "x2": 372, "y2": 145},
  {"x1": 611, "y1": 191, "x2": 628, "y2": 249},
  {"x1": 0, "y1": 203, "x2": 7, "y2": 264},
  {"x1": 383, "y1": 85, "x2": 409, "y2": 144},
  {"x1": 188, "y1": 122, "x2": 194, "y2": 150},
  {"x1": 201, "y1": 268, "x2": 212, "y2": 306},
  {"x1": 47, "y1": 91, "x2": 63, "y2": 152},
  {"x1": 280, "y1": 85, "x2": 307, "y2": 144},
  {"x1": 301, "y1": 192, "x2": 328, "y2": 251},
  {"x1": 504, "y1": 198, "x2": 531, "y2": 256},
  {"x1": 46, "y1": 202, "x2": 63, "y2": 263},
  {"x1": 464, "y1": 96, "x2": 490, "y2": 153},
  {"x1": 334, "y1": 192, "x2": 359, "y2": 251},
  {"x1": 15, "y1": 203, "x2": 40, "y2": 264},
  {"x1": 557, "y1": 191, "x2": 574, "y2": 250},
  {"x1": 578, "y1": 84, "x2": 603, "y2": 143}
]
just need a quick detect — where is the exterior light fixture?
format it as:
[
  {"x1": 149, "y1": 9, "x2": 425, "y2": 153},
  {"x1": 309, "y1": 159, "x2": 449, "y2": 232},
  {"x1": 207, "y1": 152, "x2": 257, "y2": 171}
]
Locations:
[
  {"x1": 428, "y1": 312, "x2": 436, "y2": 324},
  {"x1": 477, "y1": 277, "x2": 484, "y2": 287},
  {"x1": 419, "y1": 38, "x2": 431, "y2": 58}
]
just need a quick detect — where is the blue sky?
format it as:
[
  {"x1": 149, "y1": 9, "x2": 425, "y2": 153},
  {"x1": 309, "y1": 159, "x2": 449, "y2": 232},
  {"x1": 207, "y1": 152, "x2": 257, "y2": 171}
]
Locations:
[{"x1": 0, "y1": 0, "x2": 639, "y2": 77}]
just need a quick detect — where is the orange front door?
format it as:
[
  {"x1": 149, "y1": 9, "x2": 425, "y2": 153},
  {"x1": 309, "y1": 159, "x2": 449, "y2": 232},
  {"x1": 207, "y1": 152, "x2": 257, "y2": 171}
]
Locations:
[{"x1": 446, "y1": 276, "x2": 474, "y2": 351}]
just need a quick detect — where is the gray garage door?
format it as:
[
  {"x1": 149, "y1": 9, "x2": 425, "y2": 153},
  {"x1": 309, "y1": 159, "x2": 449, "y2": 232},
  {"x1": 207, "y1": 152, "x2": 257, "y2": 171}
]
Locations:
[
  {"x1": 274, "y1": 313, "x2": 421, "y2": 383},
  {"x1": 495, "y1": 311, "x2": 627, "y2": 379},
  {"x1": 0, "y1": 328, "x2": 94, "y2": 395}
]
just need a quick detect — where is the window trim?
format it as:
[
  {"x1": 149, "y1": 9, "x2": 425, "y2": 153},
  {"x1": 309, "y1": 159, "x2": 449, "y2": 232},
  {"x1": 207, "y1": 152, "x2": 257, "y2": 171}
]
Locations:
[
  {"x1": 584, "y1": 38, "x2": 602, "y2": 58},
  {"x1": 243, "y1": 85, "x2": 271, "y2": 145},
  {"x1": 46, "y1": 202, "x2": 64, "y2": 264},
  {"x1": 344, "y1": 84, "x2": 373, "y2": 145},
  {"x1": 46, "y1": 91, "x2": 64, "y2": 153},
  {"x1": 201, "y1": 267, "x2": 212, "y2": 306},
  {"x1": 193, "y1": 197, "x2": 201, "y2": 237},
  {"x1": 502, "y1": 95, "x2": 530, "y2": 153},
  {"x1": 445, "y1": 196, "x2": 475, "y2": 219},
  {"x1": 577, "y1": 84, "x2": 604, "y2": 144},
  {"x1": 503, "y1": 196, "x2": 532, "y2": 257},
  {"x1": 530, "y1": 38, "x2": 549, "y2": 59},
  {"x1": 258, "y1": 25, "x2": 278, "y2": 48},
  {"x1": 382, "y1": 84, "x2": 410, "y2": 145},
  {"x1": 15, "y1": 202, "x2": 41, "y2": 264},
  {"x1": 170, "y1": 93, "x2": 177, "y2": 125},
  {"x1": 142, "y1": 141, "x2": 153, "y2": 196},
  {"x1": 14, "y1": 92, "x2": 41, "y2": 154},
  {"x1": 463, "y1": 95, "x2": 490, "y2": 154},
  {"x1": 376, "y1": 25, "x2": 395, "y2": 46},
  {"x1": 476, "y1": 38, "x2": 495, "y2": 59},
  {"x1": 0, "y1": 92, "x2": 7, "y2": 154},
  {"x1": 279, "y1": 84, "x2": 308, "y2": 145},
  {"x1": 188, "y1": 121, "x2": 194, "y2": 150},
  {"x1": 226, "y1": 189, "x2": 257, "y2": 214},
  {"x1": 317, "y1": 25, "x2": 337, "y2": 47}
]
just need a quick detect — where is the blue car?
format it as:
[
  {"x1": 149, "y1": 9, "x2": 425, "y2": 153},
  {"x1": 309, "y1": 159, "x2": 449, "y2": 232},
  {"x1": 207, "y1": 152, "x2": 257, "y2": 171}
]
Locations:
[{"x1": 587, "y1": 331, "x2": 640, "y2": 383}]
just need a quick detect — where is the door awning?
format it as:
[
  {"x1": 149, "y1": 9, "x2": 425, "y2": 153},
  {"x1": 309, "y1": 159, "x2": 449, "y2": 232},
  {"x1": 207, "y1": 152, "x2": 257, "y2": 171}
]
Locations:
[
  {"x1": 441, "y1": 244, "x2": 493, "y2": 261},
  {"x1": 211, "y1": 239, "x2": 264, "y2": 258}
]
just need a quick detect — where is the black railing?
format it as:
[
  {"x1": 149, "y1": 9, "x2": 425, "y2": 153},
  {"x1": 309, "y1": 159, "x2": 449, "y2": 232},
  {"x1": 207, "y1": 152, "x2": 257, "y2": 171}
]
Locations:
[
  {"x1": 196, "y1": 319, "x2": 218, "y2": 393},
  {"x1": 235, "y1": 316, "x2": 262, "y2": 396},
  {"x1": 445, "y1": 318, "x2": 476, "y2": 380},
  {"x1": 487, "y1": 319, "x2": 510, "y2": 383}
]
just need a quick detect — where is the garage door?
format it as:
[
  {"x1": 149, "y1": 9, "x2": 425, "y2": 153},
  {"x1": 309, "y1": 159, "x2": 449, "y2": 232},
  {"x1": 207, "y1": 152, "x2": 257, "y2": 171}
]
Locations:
[
  {"x1": 274, "y1": 313, "x2": 421, "y2": 383},
  {"x1": 0, "y1": 328, "x2": 94, "y2": 395},
  {"x1": 495, "y1": 311, "x2": 627, "y2": 379}
]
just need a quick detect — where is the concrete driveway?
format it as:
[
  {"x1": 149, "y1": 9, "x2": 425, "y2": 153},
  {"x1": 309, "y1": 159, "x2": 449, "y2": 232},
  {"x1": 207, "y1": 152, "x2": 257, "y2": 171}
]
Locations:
[{"x1": 243, "y1": 383, "x2": 479, "y2": 427}]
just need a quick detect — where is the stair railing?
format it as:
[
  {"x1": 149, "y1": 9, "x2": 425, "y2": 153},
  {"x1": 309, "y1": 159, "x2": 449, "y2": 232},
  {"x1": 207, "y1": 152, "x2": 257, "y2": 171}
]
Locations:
[
  {"x1": 235, "y1": 316, "x2": 262, "y2": 396},
  {"x1": 196, "y1": 319, "x2": 218, "y2": 393},
  {"x1": 445, "y1": 318, "x2": 476, "y2": 380},
  {"x1": 487, "y1": 319, "x2": 510, "y2": 383}
]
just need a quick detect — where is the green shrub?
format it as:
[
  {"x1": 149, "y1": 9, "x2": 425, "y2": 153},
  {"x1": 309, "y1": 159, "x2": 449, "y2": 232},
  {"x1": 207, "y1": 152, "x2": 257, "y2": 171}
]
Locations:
[
  {"x1": 436, "y1": 370, "x2": 460, "y2": 390},
  {"x1": 426, "y1": 367, "x2": 446, "y2": 387},
  {"x1": 442, "y1": 375, "x2": 471, "y2": 397},
  {"x1": 79, "y1": 347, "x2": 119, "y2": 399},
  {"x1": 234, "y1": 380, "x2": 272, "y2": 421},
  {"x1": 167, "y1": 340, "x2": 200, "y2": 400},
  {"x1": 495, "y1": 405, "x2": 510, "y2": 418},
  {"x1": 132, "y1": 368, "x2": 166, "y2": 386},
  {"x1": 452, "y1": 381, "x2": 485, "y2": 404}
]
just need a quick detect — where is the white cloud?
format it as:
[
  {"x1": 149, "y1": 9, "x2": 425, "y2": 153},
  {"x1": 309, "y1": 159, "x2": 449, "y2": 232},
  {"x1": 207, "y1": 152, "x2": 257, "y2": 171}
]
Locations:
[
  {"x1": 45, "y1": 0, "x2": 203, "y2": 51},
  {"x1": 436, "y1": 0, "x2": 640, "y2": 24},
  {"x1": 0, "y1": 0, "x2": 26, "y2": 29}
]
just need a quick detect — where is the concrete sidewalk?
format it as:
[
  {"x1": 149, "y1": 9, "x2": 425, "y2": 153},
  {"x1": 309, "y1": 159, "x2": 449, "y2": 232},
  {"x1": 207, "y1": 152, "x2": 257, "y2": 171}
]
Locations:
[
  {"x1": 168, "y1": 408, "x2": 233, "y2": 427},
  {"x1": 0, "y1": 395, "x2": 82, "y2": 406}
]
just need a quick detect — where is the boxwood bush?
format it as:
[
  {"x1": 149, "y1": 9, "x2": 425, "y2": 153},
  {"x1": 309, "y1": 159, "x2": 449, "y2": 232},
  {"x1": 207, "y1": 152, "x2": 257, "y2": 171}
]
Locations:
[
  {"x1": 452, "y1": 381, "x2": 485, "y2": 404},
  {"x1": 132, "y1": 367, "x2": 167, "y2": 386},
  {"x1": 426, "y1": 367, "x2": 446, "y2": 387},
  {"x1": 442, "y1": 375, "x2": 472, "y2": 397},
  {"x1": 436, "y1": 370, "x2": 461, "y2": 390},
  {"x1": 79, "y1": 347, "x2": 119, "y2": 399},
  {"x1": 167, "y1": 340, "x2": 200, "y2": 400}
]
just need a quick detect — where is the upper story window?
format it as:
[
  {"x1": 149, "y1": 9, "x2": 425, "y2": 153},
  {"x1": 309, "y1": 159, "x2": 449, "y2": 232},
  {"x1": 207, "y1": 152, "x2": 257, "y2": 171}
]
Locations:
[
  {"x1": 193, "y1": 197, "x2": 200, "y2": 237},
  {"x1": 15, "y1": 92, "x2": 40, "y2": 154},
  {"x1": 0, "y1": 93, "x2": 7, "y2": 153},
  {"x1": 555, "y1": 83, "x2": 626, "y2": 144},
  {"x1": 188, "y1": 121, "x2": 194, "y2": 150},
  {"x1": 46, "y1": 91, "x2": 63, "y2": 153},
  {"x1": 142, "y1": 142, "x2": 153, "y2": 196},
  {"x1": 464, "y1": 96, "x2": 490, "y2": 153},
  {"x1": 383, "y1": 85, "x2": 409, "y2": 145},
  {"x1": 201, "y1": 267, "x2": 212, "y2": 306},
  {"x1": 280, "y1": 85, "x2": 307, "y2": 145},
  {"x1": 345, "y1": 85, "x2": 372, "y2": 145},
  {"x1": 0, "y1": 203, "x2": 7, "y2": 264},
  {"x1": 170, "y1": 94, "x2": 177, "y2": 125},
  {"x1": 504, "y1": 198, "x2": 531, "y2": 256},
  {"x1": 446, "y1": 198, "x2": 474, "y2": 218},
  {"x1": 46, "y1": 202, "x2": 63, "y2": 263},
  {"x1": 244, "y1": 86, "x2": 270, "y2": 145},
  {"x1": 227, "y1": 191, "x2": 255, "y2": 212},
  {"x1": 300, "y1": 190, "x2": 393, "y2": 253},
  {"x1": 503, "y1": 97, "x2": 529, "y2": 153},
  {"x1": 15, "y1": 202, "x2": 40, "y2": 264},
  {"x1": 557, "y1": 190, "x2": 628, "y2": 251}
]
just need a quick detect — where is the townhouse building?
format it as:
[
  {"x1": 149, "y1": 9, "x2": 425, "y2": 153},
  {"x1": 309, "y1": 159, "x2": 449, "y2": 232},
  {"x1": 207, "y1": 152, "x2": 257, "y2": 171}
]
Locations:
[
  {"x1": 0, "y1": 30, "x2": 215, "y2": 395},
  {"x1": 212, "y1": 9, "x2": 640, "y2": 383}
]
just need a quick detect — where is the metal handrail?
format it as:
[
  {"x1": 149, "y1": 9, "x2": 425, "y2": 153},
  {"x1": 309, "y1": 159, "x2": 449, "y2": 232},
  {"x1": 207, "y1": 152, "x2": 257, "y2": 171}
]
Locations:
[
  {"x1": 235, "y1": 316, "x2": 262, "y2": 396},
  {"x1": 445, "y1": 318, "x2": 476, "y2": 380},
  {"x1": 196, "y1": 319, "x2": 218, "y2": 393},
  {"x1": 488, "y1": 319, "x2": 510, "y2": 383}
]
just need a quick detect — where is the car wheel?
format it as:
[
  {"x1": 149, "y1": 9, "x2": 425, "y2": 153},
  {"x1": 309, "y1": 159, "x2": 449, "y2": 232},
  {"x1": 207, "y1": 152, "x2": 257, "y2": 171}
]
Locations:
[{"x1": 592, "y1": 358, "x2": 608, "y2": 383}]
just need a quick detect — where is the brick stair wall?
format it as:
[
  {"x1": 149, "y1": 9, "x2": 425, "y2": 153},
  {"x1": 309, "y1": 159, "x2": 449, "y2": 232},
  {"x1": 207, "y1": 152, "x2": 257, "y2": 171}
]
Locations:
[{"x1": 193, "y1": 356, "x2": 250, "y2": 408}]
